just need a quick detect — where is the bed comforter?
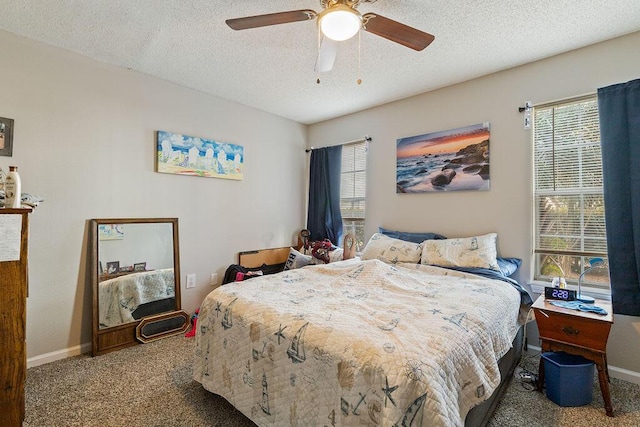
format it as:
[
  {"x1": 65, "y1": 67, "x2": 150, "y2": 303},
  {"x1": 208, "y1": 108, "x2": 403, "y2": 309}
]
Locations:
[
  {"x1": 193, "y1": 259, "x2": 524, "y2": 426},
  {"x1": 99, "y1": 268, "x2": 175, "y2": 328}
]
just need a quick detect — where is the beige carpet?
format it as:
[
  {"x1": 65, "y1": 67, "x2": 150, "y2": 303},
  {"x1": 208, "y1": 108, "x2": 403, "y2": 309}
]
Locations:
[
  {"x1": 488, "y1": 352, "x2": 640, "y2": 427},
  {"x1": 24, "y1": 335, "x2": 640, "y2": 426}
]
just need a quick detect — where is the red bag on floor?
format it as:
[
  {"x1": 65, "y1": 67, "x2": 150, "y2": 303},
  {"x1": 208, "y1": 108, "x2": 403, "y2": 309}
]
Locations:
[{"x1": 184, "y1": 308, "x2": 199, "y2": 338}]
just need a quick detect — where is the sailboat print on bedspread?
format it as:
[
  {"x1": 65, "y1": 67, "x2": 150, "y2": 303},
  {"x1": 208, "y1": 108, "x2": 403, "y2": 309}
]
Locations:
[{"x1": 287, "y1": 322, "x2": 308, "y2": 363}]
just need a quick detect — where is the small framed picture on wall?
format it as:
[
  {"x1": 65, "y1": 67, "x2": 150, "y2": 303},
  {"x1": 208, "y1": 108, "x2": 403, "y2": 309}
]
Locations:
[
  {"x1": 133, "y1": 262, "x2": 147, "y2": 272},
  {"x1": 106, "y1": 261, "x2": 120, "y2": 275}
]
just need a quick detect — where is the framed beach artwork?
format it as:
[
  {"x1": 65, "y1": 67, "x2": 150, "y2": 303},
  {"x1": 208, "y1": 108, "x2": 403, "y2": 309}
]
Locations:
[
  {"x1": 156, "y1": 130, "x2": 244, "y2": 180},
  {"x1": 396, "y1": 122, "x2": 491, "y2": 193},
  {"x1": 98, "y1": 224, "x2": 125, "y2": 241},
  {"x1": 0, "y1": 117, "x2": 14, "y2": 157}
]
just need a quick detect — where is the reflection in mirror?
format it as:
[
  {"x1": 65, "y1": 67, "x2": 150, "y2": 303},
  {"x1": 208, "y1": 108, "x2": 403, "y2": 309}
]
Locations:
[
  {"x1": 90, "y1": 218, "x2": 181, "y2": 356},
  {"x1": 98, "y1": 222, "x2": 175, "y2": 329}
]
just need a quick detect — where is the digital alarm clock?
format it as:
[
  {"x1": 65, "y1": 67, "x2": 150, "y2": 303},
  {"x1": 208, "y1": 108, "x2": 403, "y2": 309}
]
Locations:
[{"x1": 544, "y1": 286, "x2": 577, "y2": 301}]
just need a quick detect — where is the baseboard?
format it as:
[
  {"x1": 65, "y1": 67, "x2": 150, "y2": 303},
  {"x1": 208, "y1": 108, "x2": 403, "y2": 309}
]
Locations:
[
  {"x1": 27, "y1": 342, "x2": 92, "y2": 369},
  {"x1": 526, "y1": 345, "x2": 640, "y2": 385},
  {"x1": 608, "y1": 364, "x2": 640, "y2": 385}
]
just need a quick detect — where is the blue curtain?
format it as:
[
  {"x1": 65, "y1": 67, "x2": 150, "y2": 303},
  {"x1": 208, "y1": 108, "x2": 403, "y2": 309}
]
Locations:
[
  {"x1": 307, "y1": 146, "x2": 343, "y2": 243},
  {"x1": 598, "y1": 78, "x2": 640, "y2": 316}
]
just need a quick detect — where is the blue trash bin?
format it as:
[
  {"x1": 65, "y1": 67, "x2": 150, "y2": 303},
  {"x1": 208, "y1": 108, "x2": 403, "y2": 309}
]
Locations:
[{"x1": 541, "y1": 351, "x2": 594, "y2": 407}]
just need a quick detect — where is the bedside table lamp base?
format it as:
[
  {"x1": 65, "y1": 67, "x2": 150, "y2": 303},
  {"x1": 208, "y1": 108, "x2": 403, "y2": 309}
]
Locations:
[
  {"x1": 576, "y1": 294, "x2": 595, "y2": 303},
  {"x1": 577, "y1": 257, "x2": 604, "y2": 305}
]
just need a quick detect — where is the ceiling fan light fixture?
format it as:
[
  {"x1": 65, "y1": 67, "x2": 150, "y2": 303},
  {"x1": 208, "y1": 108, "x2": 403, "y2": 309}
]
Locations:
[{"x1": 319, "y1": 5, "x2": 361, "y2": 41}]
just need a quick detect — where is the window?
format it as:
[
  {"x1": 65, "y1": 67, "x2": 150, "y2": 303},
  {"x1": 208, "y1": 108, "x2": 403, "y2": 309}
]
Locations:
[
  {"x1": 340, "y1": 141, "x2": 367, "y2": 249},
  {"x1": 533, "y1": 95, "x2": 609, "y2": 290}
]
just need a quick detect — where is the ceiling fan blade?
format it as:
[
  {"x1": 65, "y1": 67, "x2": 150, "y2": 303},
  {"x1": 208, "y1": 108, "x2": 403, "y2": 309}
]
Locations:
[
  {"x1": 226, "y1": 10, "x2": 316, "y2": 30},
  {"x1": 314, "y1": 37, "x2": 338, "y2": 73},
  {"x1": 361, "y1": 13, "x2": 435, "y2": 51}
]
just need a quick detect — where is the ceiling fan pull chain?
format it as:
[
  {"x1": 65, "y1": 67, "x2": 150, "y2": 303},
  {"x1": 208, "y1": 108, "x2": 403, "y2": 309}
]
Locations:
[
  {"x1": 317, "y1": 27, "x2": 322, "y2": 84},
  {"x1": 357, "y1": 30, "x2": 362, "y2": 85}
]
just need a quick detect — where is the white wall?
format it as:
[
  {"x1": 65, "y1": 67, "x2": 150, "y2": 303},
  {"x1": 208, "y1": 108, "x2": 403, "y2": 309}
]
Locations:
[
  {"x1": 308, "y1": 31, "x2": 640, "y2": 377},
  {"x1": 0, "y1": 30, "x2": 307, "y2": 360}
]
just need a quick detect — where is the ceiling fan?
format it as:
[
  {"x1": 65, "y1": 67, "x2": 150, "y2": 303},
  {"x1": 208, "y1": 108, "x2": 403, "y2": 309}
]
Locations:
[{"x1": 226, "y1": 0, "x2": 435, "y2": 73}]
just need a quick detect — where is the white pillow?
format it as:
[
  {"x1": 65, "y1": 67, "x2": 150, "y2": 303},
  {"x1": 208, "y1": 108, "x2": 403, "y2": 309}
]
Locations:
[
  {"x1": 284, "y1": 247, "x2": 313, "y2": 270},
  {"x1": 361, "y1": 233, "x2": 423, "y2": 264},
  {"x1": 420, "y1": 233, "x2": 500, "y2": 270},
  {"x1": 329, "y1": 247, "x2": 344, "y2": 263}
]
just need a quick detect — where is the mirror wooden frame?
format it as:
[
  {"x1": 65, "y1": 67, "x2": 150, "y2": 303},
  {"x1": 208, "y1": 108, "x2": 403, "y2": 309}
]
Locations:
[
  {"x1": 90, "y1": 217, "x2": 182, "y2": 356},
  {"x1": 135, "y1": 310, "x2": 190, "y2": 344}
]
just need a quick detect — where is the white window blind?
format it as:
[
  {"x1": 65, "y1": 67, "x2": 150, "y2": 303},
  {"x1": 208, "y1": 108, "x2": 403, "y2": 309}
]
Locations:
[
  {"x1": 533, "y1": 95, "x2": 609, "y2": 289},
  {"x1": 340, "y1": 141, "x2": 367, "y2": 249}
]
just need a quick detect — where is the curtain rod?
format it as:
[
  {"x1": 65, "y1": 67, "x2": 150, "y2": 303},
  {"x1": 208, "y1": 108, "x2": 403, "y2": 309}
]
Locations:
[
  {"x1": 306, "y1": 136, "x2": 371, "y2": 153},
  {"x1": 517, "y1": 92, "x2": 597, "y2": 112}
]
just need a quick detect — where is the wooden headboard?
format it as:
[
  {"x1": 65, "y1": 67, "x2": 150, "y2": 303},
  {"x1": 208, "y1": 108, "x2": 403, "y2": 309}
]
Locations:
[
  {"x1": 237, "y1": 232, "x2": 355, "y2": 268},
  {"x1": 238, "y1": 247, "x2": 291, "y2": 268}
]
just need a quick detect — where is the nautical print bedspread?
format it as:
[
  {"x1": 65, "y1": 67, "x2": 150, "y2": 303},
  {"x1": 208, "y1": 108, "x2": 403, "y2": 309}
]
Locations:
[
  {"x1": 99, "y1": 268, "x2": 175, "y2": 328},
  {"x1": 193, "y1": 259, "x2": 523, "y2": 427}
]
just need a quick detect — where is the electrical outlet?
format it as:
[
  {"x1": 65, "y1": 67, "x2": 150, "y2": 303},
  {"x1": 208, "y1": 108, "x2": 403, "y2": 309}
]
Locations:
[
  {"x1": 210, "y1": 273, "x2": 219, "y2": 286},
  {"x1": 186, "y1": 273, "x2": 196, "y2": 289}
]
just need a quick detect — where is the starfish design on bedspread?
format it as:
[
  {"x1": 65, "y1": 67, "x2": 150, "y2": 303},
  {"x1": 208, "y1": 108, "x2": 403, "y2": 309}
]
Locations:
[
  {"x1": 214, "y1": 301, "x2": 222, "y2": 317},
  {"x1": 382, "y1": 376, "x2": 399, "y2": 407}
]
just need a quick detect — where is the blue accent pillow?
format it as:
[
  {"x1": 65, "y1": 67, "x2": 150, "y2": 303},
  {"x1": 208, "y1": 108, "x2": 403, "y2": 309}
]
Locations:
[
  {"x1": 497, "y1": 257, "x2": 521, "y2": 276},
  {"x1": 378, "y1": 227, "x2": 447, "y2": 243}
]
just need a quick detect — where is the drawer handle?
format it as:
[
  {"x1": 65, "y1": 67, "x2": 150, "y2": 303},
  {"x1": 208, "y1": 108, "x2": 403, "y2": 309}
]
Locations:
[{"x1": 562, "y1": 326, "x2": 580, "y2": 336}]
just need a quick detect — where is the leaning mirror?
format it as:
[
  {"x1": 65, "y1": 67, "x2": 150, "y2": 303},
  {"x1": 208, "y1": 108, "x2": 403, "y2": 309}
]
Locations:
[{"x1": 90, "y1": 218, "x2": 184, "y2": 356}]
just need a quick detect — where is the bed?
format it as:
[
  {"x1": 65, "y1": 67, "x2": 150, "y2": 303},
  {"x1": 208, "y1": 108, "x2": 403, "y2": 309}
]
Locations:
[
  {"x1": 193, "y1": 232, "x2": 531, "y2": 426},
  {"x1": 98, "y1": 268, "x2": 175, "y2": 328}
]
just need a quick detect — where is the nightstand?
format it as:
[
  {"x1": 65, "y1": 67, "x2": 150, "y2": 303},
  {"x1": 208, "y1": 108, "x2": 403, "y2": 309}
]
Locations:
[{"x1": 532, "y1": 294, "x2": 614, "y2": 417}]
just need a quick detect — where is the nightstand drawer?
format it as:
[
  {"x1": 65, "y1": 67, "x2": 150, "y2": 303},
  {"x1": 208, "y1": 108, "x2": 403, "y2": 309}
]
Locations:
[{"x1": 535, "y1": 308, "x2": 610, "y2": 351}]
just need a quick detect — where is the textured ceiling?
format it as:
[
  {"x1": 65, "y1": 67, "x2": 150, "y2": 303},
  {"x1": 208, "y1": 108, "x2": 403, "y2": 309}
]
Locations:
[{"x1": 1, "y1": 0, "x2": 640, "y2": 125}]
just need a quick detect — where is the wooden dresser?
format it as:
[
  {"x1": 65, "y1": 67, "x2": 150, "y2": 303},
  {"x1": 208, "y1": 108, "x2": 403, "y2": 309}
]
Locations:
[{"x1": 0, "y1": 208, "x2": 31, "y2": 426}]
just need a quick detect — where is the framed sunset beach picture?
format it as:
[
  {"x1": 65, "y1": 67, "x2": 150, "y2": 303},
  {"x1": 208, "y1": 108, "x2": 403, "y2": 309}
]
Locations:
[
  {"x1": 156, "y1": 130, "x2": 244, "y2": 180},
  {"x1": 396, "y1": 122, "x2": 491, "y2": 193}
]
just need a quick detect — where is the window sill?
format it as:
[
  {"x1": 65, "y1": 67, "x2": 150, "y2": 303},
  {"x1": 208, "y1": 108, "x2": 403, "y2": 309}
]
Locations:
[{"x1": 528, "y1": 280, "x2": 611, "y2": 301}]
